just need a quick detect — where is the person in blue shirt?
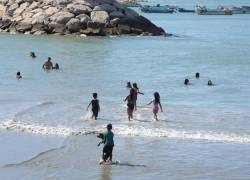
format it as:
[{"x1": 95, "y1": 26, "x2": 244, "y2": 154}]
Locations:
[{"x1": 99, "y1": 124, "x2": 114, "y2": 164}]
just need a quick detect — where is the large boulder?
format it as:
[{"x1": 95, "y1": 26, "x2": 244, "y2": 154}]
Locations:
[
  {"x1": 74, "y1": 0, "x2": 97, "y2": 8},
  {"x1": 91, "y1": 10, "x2": 109, "y2": 24},
  {"x1": 16, "y1": 18, "x2": 32, "y2": 32},
  {"x1": 67, "y1": 3, "x2": 92, "y2": 15},
  {"x1": 93, "y1": 4, "x2": 116, "y2": 13},
  {"x1": 29, "y1": 1, "x2": 40, "y2": 10},
  {"x1": 66, "y1": 18, "x2": 80, "y2": 32},
  {"x1": 45, "y1": 6, "x2": 59, "y2": 16},
  {"x1": 51, "y1": 11, "x2": 74, "y2": 24},
  {"x1": 76, "y1": 13, "x2": 91, "y2": 23},
  {"x1": 7, "y1": 3, "x2": 19, "y2": 15}
]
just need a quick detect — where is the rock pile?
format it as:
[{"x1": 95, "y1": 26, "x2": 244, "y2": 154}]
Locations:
[{"x1": 0, "y1": 0, "x2": 167, "y2": 36}]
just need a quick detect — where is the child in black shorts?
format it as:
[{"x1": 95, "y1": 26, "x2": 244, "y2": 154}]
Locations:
[{"x1": 87, "y1": 93, "x2": 100, "y2": 120}]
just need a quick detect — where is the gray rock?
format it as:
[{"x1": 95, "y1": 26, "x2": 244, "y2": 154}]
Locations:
[
  {"x1": 66, "y1": 18, "x2": 80, "y2": 32},
  {"x1": 7, "y1": 3, "x2": 19, "y2": 14},
  {"x1": 93, "y1": 4, "x2": 116, "y2": 13},
  {"x1": 125, "y1": 8, "x2": 139, "y2": 18},
  {"x1": 0, "y1": 0, "x2": 8, "y2": 6},
  {"x1": 55, "y1": 0, "x2": 70, "y2": 6},
  {"x1": 33, "y1": 30, "x2": 46, "y2": 35},
  {"x1": 110, "y1": 11, "x2": 124, "y2": 18},
  {"x1": 22, "y1": 11, "x2": 33, "y2": 19},
  {"x1": 67, "y1": 3, "x2": 92, "y2": 15},
  {"x1": 0, "y1": 4, "x2": 6, "y2": 16},
  {"x1": 91, "y1": 10, "x2": 109, "y2": 24},
  {"x1": 32, "y1": 12, "x2": 47, "y2": 25},
  {"x1": 74, "y1": 0, "x2": 97, "y2": 8},
  {"x1": 16, "y1": 19, "x2": 32, "y2": 32},
  {"x1": 12, "y1": 15, "x2": 23, "y2": 22},
  {"x1": 44, "y1": 0, "x2": 54, "y2": 5},
  {"x1": 19, "y1": 2, "x2": 29, "y2": 10},
  {"x1": 52, "y1": 11, "x2": 74, "y2": 24},
  {"x1": 48, "y1": 21, "x2": 64, "y2": 33},
  {"x1": 117, "y1": 24, "x2": 130, "y2": 34},
  {"x1": 76, "y1": 14, "x2": 91, "y2": 23},
  {"x1": 45, "y1": 6, "x2": 59, "y2": 16},
  {"x1": 29, "y1": 1, "x2": 40, "y2": 10},
  {"x1": 30, "y1": 8, "x2": 43, "y2": 14},
  {"x1": 13, "y1": 7, "x2": 25, "y2": 16}
]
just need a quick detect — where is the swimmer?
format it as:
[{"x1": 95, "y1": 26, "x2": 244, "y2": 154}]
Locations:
[
  {"x1": 124, "y1": 88, "x2": 135, "y2": 121},
  {"x1": 53, "y1": 63, "x2": 59, "y2": 70},
  {"x1": 184, "y1": 79, "x2": 189, "y2": 85},
  {"x1": 195, "y1": 72, "x2": 200, "y2": 79},
  {"x1": 30, "y1": 52, "x2": 36, "y2": 58},
  {"x1": 208, "y1": 80, "x2": 213, "y2": 86},
  {"x1": 87, "y1": 93, "x2": 100, "y2": 120},
  {"x1": 16, "y1": 71, "x2": 22, "y2": 79},
  {"x1": 147, "y1": 92, "x2": 163, "y2": 121},
  {"x1": 42, "y1": 57, "x2": 53, "y2": 70}
]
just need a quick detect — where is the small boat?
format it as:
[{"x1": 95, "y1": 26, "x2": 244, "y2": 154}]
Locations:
[
  {"x1": 242, "y1": 6, "x2": 250, "y2": 14},
  {"x1": 218, "y1": 6, "x2": 245, "y2": 14},
  {"x1": 178, "y1": 8, "x2": 195, "y2": 13},
  {"x1": 195, "y1": 6, "x2": 232, "y2": 15},
  {"x1": 141, "y1": 4, "x2": 175, "y2": 13}
]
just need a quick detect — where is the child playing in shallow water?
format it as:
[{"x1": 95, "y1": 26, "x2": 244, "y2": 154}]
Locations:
[
  {"x1": 147, "y1": 92, "x2": 163, "y2": 121},
  {"x1": 87, "y1": 93, "x2": 100, "y2": 120}
]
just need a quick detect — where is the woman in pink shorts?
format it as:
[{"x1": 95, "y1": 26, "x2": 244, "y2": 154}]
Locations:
[{"x1": 147, "y1": 92, "x2": 163, "y2": 121}]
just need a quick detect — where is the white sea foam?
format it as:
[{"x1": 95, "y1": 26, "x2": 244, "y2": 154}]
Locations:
[{"x1": 1, "y1": 120, "x2": 250, "y2": 144}]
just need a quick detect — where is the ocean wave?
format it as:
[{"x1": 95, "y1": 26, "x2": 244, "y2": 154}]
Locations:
[
  {"x1": 0, "y1": 120, "x2": 250, "y2": 144},
  {"x1": 1, "y1": 146, "x2": 65, "y2": 168}
]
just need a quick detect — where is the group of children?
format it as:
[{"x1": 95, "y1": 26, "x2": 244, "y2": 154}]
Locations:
[{"x1": 87, "y1": 82, "x2": 163, "y2": 121}]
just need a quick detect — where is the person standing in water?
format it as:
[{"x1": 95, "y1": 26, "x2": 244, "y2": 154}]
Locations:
[
  {"x1": 124, "y1": 88, "x2": 135, "y2": 121},
  {"x1": 132, "y1": 83, "x2": 144, "y2": 111},
  {"x1": 195, "y1": 72, "x2": 200, "y2": 79},
  {"x1": 87, "y1": 93, "x2": 100, "y2": 120},
  {"x1": 147, "y1": 92, "x2": 163, "y2": 121},
  {"x1": 99, "y1": 124, "x2": 114, "y2": 164},
  {"x1": 42, "y1": 57, "x2": 53, "y2": 70}
]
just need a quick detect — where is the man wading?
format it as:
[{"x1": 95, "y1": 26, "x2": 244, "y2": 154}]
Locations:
[{"x1": 99, "y1": 124, "x2": 114, "y2": 164}]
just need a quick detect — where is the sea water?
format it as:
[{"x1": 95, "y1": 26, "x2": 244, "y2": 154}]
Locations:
[{"x1": 0, "y1": 0, "x2": 250, "y2": 179}]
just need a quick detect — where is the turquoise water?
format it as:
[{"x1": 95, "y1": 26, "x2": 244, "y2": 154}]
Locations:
[{"x1": 1, "y1": 0, "x2": 250, "y2": 179}]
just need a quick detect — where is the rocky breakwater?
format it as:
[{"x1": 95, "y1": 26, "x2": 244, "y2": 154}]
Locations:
[{"x1": 0, "y1": 0, "x2": 167, "y2": 36}]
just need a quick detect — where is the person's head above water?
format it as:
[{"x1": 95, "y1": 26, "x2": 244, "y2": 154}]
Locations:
[
  {"x1": 195, "y1": 72, "x2": 200, "y2": 78},
  {"x1": 126, "y1": 82, "x2": 132, "y2": 88},
  {"x1": 107, "y1": 123, "x2": 112, "y2": 130},
  {"x1": 55, "y1": 63, "x2": 59, "y2": 69},
  {"x1": 48, "y1": 57, "x2": 51, "y2": 61},
  {"x1": 184, "y1": 79, "x2": 189, "y2": 85},
  {"x1": 93, "y1": 93, "x2": 98, "y2": 99},
  {"x1": 16, "y1": 71, "x2": 22, "y2": 79},
  {"x1": 133, "y1": 83, "x2": 138, "y2": 89},
  {"x1": 154, "y1": 92, "x2": 160, "y2": 103},
  {"x1": 30, "y1": 52, "x2": 36, "y2": 58},
  {"x1": 208, "y1": 80, "x2": 213, "y2": 86}
]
